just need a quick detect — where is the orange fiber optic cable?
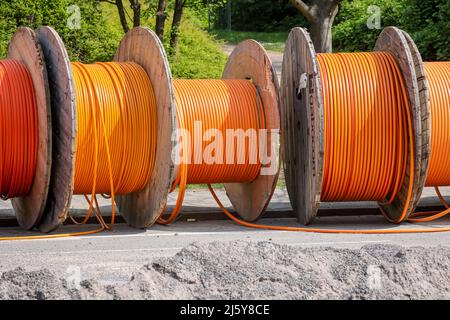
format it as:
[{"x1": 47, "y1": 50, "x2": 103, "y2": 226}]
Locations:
[
  {"x1": 206, "y1": 53, "x2": 450, "y2": 234},
  {"x1": 0, "y1": 59, "x2": 38, "y2": 200},
  {"x1": 158, "y1": 79, "x2": 264, "y2": 224},
  {"x1": 69, "y1": 62, "x2": 157, "y2": 227},
  {"x1": 2, "y1": 54, "x2": 448, "y2": 239},
  {"x1": 319, "y1": 52, "x2": 412, "y2": 220},
  {"x1": 0, "y1": 61, "x2": 157, "y2": 240},
  {"x1": 408, "y1": 62, "x2": 450, "y2": 223},
  {"x1": 0, "y1": 60, "x2": 99, "y2": 241},
  {"x1": 424, "y1": 62, "x2": 450, "y2": 187}
]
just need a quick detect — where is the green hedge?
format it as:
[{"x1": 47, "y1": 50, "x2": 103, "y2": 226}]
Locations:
[
  {"x1": 167, "y1": 12, "x2": 227, "y2": 79},
  {"x1": 0, "y1": 0, "x2": 121, "y2": 62},
  {"x1": 333, "y1": 0, "x2": 449, "y2": 60}
]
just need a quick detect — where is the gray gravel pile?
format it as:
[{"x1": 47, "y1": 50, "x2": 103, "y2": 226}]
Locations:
[{"x1": 1, "y1": 241, "x2": 449, "y2": 299}]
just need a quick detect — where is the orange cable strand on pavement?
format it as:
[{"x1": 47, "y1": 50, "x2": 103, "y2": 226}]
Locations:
[{"x1": 0, "y1": 59, "x2": 38, "y2": 200}]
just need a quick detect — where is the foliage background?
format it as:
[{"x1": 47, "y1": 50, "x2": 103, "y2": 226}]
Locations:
[
  {"x1": 0, "y1": 0, "x2": 448, "y2": 79},
  {"x1": 0, "y1": 0, "x2": 120, "y2": 61},
  {"x1": 333, "y1": 0, "x2": 449, "y2": 60},
  {"x1": 0, "y1": 0, "x2": 227, "y2": 78},
  {"x1": 215, "y1": 0, "x2": 308, "y2": 32},
  {"x1": 214, "y1": 0, "x2": 449, "y2": 60}
]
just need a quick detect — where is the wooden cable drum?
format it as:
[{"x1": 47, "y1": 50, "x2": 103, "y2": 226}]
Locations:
[
  {"x1": 0, "y1": 27, "x2": 52, "y2": 230},
  {"x1": 115, "y1": 29, "x2": 281, "y2": 227},
  {"x1": 281, "y1": 27, "x2": 429, "y2": 225},
  {"x1": 221, "y1": 42, "x2": 280, "y2": 221},
  {"x1": 37, "y1": 27, "x2": 174, "y2": 232},
  {"x1": 37, "y1": 26, "x2": 280, "y2": 231},
  {"x1": 36, "y1": 27, "x2": 75, "y2": 232}
]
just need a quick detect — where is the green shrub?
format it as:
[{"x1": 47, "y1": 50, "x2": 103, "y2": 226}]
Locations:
[
  {"x1": 162, "y1": 10, "x2": 227, "y2": 79},
  {"x1": 0, "y1": 0, "x2": 120, "y2": 62},
  {"x1": 1, "y1": 1, "x2": 228, "y2": 78},
  {"x1": 333, "y1": 0, "x2": 406, "y2": 52},
  {"x1": 333, "y1": 0, "x2": 449, "y2": 60},
  {"x1": 101, "y1": 4, "x2": 227, "y2": 78},
  {"x1": 400, "y1": 0, "x2": 449, "y2": 60}
]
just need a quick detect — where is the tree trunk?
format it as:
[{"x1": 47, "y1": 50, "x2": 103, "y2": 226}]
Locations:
[
  {"x1": 155, "y1": 0, "x2": 167, "y2": 42},
  {"x1": 115, "y1": 0, "x2": 129, "y2": 33},
  {"x1": 309, "y1": 8, "x2": 337, "y2": 53},
  {"x1": 130, "y1": 0, "x2": 141, "y2": 28},
  {"x1": 290, "y1": 0, "x2": 341, "y2": 53},
  {"x1": 170, "y1": 0, "x2": 184, "y2": 53}
]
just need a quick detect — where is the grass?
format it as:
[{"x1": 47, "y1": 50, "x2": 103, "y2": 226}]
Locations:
[
  {"x1": 99, "y1": 4, "x2": 226, "y2": 79},
  {"x1": 212, "y1": 30, "x2": 288, "y2": 52},
  {"x1": 167, "y1": 12, "x2": 227, "y2": 79}
]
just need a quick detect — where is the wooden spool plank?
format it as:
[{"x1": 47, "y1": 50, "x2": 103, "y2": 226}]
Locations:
[
  {"x1": 8, "y1": 27, "x2": 52, "y2": 230},
  {"x1": 35, "y1": 26, "x2": 77, "y2": 232},
  {"x1": 375, "y1": 26, "x2": 429, "y2": 222},
  {"x1": 114, "y1": 27, "x2": 177, "y2": 228},
  {"x1": 222, "y1": 40, "x2": 281, "y2": 221},
  {"x1": 401, "y1": 29, "x2": 431, "y2": 191},
  {"x1": 280, "y1": 27, "x2": 323, "y2": 225}
]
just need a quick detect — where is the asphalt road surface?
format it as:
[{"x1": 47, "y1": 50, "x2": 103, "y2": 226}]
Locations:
[{"x1": 0, "y1": 214, "x2": 449, "y2": 285}]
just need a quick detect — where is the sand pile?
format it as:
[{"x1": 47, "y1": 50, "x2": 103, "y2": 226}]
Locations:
[{"x1": 1, "y1": 241, "x2": 449, "y2": 299}]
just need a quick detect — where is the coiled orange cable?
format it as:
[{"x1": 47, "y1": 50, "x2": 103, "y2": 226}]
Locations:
[
  {"x1": 0, "y1": 59, "x2": 38, "y2": 200},
  {"x1": 0, "y1": 60, "x2": 110, "y2": 241},
  {"x1": 175, "y1": 79, "x2": 263, "y2": 184},
  {"x1": 158, "y1": 79, "x2": 264, "y2": 224},
  {"x1": 424, "y1": 62, "x2": 450, "y2": 187},
  {"x1": 71, "y1": 61, "x2": 157, "y2": 227},
  {"x1": 408, "y1": 62, "x2": 450, "y2": 223},
  {"x1": 0, "y1": 61, "x2": 158, "y2": 240},
  {"x1": 319, "y1": 52, "x2": 413, "y2": 221},
  {"x1": 208, "y1": 52, "x2": 450, "y2": 234}
]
